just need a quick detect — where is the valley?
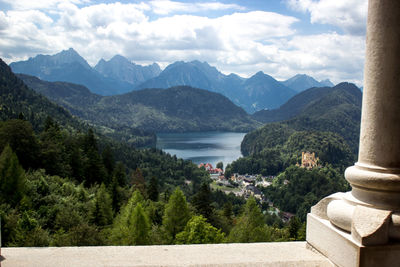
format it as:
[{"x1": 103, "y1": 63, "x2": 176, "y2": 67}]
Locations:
[{"x1": 1, "y1": 51, "x2": 361, "y2": 247}]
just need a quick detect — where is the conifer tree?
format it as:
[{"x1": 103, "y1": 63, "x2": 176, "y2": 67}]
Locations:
[
  {"x1": 192, "y1": 183, "x2": 213, "y2": 222},
  {"x1": 147, "y1": 176, "x2": 159, "y2": 202},
  {"x1": 130, "y1": 168, "x2": 146, "y2": 196},
  {"x1": 128, "y1": 203, "x2": 150, "y2": 245},
  {"x1": 113, "y1": 162, "x2": 127, "y2": 187},
  {"x1": 91, "y1": 183, "x2": 113, "y2": 227},
  {"x1": 110, "y1": 190, "x2": 145, "y2": 244},
  {"x1": 228, "y1": 196, "x2": 270, "y2": 243},
  {"x1": 0, "y1": 145, "x2": 26, "y2": 206},
  {"x1": 102, "y1": 145, "x2": 115, "y2": 184},
  {"x1": 162, "y1": 187, "x2": 190, "y2": 242}
]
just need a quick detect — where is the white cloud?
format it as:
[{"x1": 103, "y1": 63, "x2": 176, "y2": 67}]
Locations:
[
  {"x1": 149, "y1": 0, "x2": 244, "y2": 15},
  {"x1": 0, "y1": 0, "x2": 88, "y2": 10},
  {"x1": 0, "y1": 11, "x2": 9, "y2": 30},
  {"x1": 288, "y1": 0, "x2": 368, "y2": 35},
  {"x1": 0, "y1": 1, "x2": 366, "y2": 86}
]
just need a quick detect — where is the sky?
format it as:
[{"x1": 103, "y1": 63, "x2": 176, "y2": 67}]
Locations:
[{"x1": 0, "y1": 0, "x2": 368, "y2": 86}]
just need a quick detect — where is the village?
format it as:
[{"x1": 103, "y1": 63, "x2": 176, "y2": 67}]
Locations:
[{"x1": 198, "y1": 151, "x2": 321, "y2": 222}]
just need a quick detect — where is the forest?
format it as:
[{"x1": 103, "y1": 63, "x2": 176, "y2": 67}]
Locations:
[{"x1": 0, "y1": 118, "x2": 304, "y2": 246}]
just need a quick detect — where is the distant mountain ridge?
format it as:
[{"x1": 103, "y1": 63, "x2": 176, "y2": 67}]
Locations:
[
  {"x1": 136, "y1": 61, "x2": 297, "y2": 113},
  {"x1": 94, "y1": 55, "x2": 161, "y2": 88},
  {"x1": 17, "y1": 74, "x2": 259, "y2": 133},
  {"x1": 11, "y1": 49, "x2": 334, "y2": 113},
  {"x1": 282, "y1": 74, "x2": 334, "y2": 92},
  {"x1": 10, "y1": 48, "x2": 161, "y2": 95}
]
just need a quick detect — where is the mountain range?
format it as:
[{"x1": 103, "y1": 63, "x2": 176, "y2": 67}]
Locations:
[
  {"x1": 10, "y1": 49, "x2": 333, "y2": 113},
  {"x1": 10, "y1": 48, "x2": 161, "y2": 96},
  {"x1": 18, "y1": 74, "x2": 259, "y2": 133}
]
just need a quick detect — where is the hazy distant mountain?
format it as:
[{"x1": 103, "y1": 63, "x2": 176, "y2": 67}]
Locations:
[
  {"x1": 10, "y1": 49, "x2": 135, "y2": 95},
  {"x1": 136, "y1": 61, "x2": 294, "y2": 113},
  {"x1": 319, "y1": 79, "x2": 334, "y2": 87},
  {"x1": 11, "y1": 49, "x2": 335, "y2": 112},
  {"x1": 94, "y1": 55, "x2": 161, "y2": 88},
  {"x1": 282, "y1": 74, "x2": 334, "y2": 92},
  {"x1": 18, "y1": 74, "x2": 259, "y2": 133},
  {"x1": 241, "y1": 71, "x2": 297, "y2": 112}
]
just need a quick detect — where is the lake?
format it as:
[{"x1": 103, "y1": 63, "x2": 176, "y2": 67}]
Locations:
[{"x1": 156, "y1": 132, "x2": 246, "y2": 168}]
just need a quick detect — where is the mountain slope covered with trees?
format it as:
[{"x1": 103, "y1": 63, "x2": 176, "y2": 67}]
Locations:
[{"x1": 18, "y1": 74, "x2": 259, "y2": 133}]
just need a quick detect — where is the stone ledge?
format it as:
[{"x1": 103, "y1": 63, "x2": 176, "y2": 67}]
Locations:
[
  {"x1": 0, "y1": 242, "x2": 332, "y2": 267},
  {"x1": 307, "y1": 213, "x2": 400, "y2": 267}
]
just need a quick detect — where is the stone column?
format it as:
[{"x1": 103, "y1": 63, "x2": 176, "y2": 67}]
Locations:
[{"x1": 306, "y1": 1, "x2": 400, "y2": 266}]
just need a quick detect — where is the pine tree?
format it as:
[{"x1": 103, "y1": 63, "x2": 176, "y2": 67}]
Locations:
[
  {"x1": 0, "y1": 145, "x2": 26, "y2": 206},
  {"x1": 147, "y1": 176, "x2": 159, "y2": 202},
  {"x1": 192, "y1": 183, "x2": 213, "y2": 222},
  {"x1": 113, "y1": 162, "x2": 127, "y2": 187},
  {"x1": 228, "y1": 196, "x2": 271, "y2": 243},
  {"x1": 91, "y1": 184, "x2": 113, "y2": 227},
  {"x1": 101, "y1": 145, "x2": 115, "y2": 185},
  {"x1": 130, "y1": 168, "x2": 146, "y2": 196},
  {"x1": 110, "y1": 190, "x2": 146, "y2": 244},
  {"x1": 0, "y1": 119, "x2": 39, "y2": 169},
  {"x1": 128, "y1": 203, "x2": 150, "y2": 245},
  {"x1": 162, "y1": 187, "x2": 190, "y2": 242}
]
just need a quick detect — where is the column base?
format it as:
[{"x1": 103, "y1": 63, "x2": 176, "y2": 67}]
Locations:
[{"x1": 307, "y1": 213, "x2": 400, "y2": 267}]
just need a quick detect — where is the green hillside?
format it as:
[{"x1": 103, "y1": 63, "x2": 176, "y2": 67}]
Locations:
[
  {"x1": 18, "y1": 74, "x2": 259, "y2": 133},
  {"x1": 248, "y1": 82, "x2": 361, "y2": 154},
  {"x1": 1, "y1": 59, "x2": 82, "y2": 132}
]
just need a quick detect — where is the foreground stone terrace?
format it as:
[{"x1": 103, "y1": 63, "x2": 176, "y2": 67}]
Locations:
[{"x1": 0, "y1": 242, "x2": 332, "y2": 267}]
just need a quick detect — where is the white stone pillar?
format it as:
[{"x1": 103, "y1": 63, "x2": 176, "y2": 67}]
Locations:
[
  {"x1": 346, "y1": 0, "x2": 400, "y2": 209},
  {"x1": 306, "y1": 1, "x2": 400, "y2": 266}
]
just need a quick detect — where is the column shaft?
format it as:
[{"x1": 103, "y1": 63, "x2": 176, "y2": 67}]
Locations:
[
  {"x1": 345, "y1": 0, "x2": 400, "y2": 208},
  {"x1": 358, "y1": 0, "x2": 400, "y2": 169}
]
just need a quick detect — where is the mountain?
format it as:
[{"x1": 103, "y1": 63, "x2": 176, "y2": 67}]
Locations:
[
  {"x1": 241, "y1": 71, "x2": 297, "y2": 112},
  {"x1": 10, "y1": 48, "x2": 135, "y2": 95},
  {"x1": 0, "y1": 58, "x2": 82, "y2": 131},
  {"x1": 17, "y1": 74, "x2": 259, "y2": 133},
  {"x1": 94, "y1": 55, "x2": 161, "y2": 88},
  {"x1": 252, "y1": 86, "x2": 335, "y2": 123},
  {"x1": 282, "y1": 74, "x2": 334, "y2": 92},
  {"x1": 136, "y1": 61, "x2": 295, "y2": 113},
  {"x1": 319, "y1": 79, "x2": 334, "y2": 87},
  {"x1": 243, "y1": 82, "x2": 362, "y2": 156}
]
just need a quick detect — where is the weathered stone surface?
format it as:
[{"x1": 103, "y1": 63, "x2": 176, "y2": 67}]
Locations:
[
  {"x1": 326, "y1": 199, "x2": 354, "y2": 232},
  {"x1": 351, "y1": 205, "x2": 392, "y2": 246},
  {"x1": 0, "y1": 242, "x2": 332, "y2": 267},
  {"x1": 311, "y1": 192, "x2": 344, "y2": 220},
  {"x1": 307, "y1": 213, "x2": 400, "y2": 267}
]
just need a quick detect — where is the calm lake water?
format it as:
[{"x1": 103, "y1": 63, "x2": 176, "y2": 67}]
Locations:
[{"x1": 156, "y1": 132, "x2": 246, "y2": 168}]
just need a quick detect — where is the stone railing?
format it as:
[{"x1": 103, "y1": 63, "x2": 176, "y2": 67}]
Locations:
[{"x1": 0, "y1": 242, "x2": 332, "y2": 267}]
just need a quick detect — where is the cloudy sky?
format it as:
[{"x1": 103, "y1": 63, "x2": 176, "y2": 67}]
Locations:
[{"x1": 0, "y1": 0, "x2": 367, "y2": 85}]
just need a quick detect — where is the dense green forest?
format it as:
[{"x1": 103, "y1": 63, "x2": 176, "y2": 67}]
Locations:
[
  {"x1": 1, "y1": 58, "x2": 304, "y2": 246},
  {"x1": 18, "y1": 74, "x2": 259, "y2": 133},
  {"x1": 0, "y1": 119, "x2": 302, "y2": 246}
]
